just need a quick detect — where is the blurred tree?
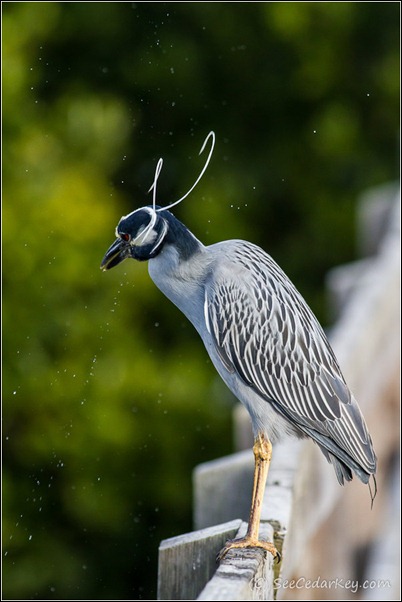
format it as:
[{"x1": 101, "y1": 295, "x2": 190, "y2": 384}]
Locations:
[{"x1": 2, "y1": 2, "x2": 399, "y2": 599}]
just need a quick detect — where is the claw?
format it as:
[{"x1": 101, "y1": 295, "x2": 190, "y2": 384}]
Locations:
[{"x1": 217, "y1": 536, "x2": 280, "y2": 564}]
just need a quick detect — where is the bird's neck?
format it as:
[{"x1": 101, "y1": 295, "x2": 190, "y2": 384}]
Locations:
[
  {"x1": 162, "y1": 213, "x2": 201, "y2": 262},
  {"x1": 148, "y1": 236, "x2": 210, "y2": 333}
]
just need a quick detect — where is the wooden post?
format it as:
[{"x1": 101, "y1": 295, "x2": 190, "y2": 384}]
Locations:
[
  {"x1": 157, "y1": 519, "x2": 242, "y2": 601},
  {"x1": 198, "y1": 522, "x2": 275, "y2": 601},
  {"x1": 193, "y1": 450, "x2": 254, "y2": 530}
]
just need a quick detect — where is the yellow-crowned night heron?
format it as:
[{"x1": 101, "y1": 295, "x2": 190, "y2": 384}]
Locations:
[{"x1": 101, "y1": 133, "x2": 376, "y2": 560}]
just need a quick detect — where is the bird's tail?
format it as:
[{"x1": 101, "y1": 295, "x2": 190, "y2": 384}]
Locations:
[{"x1": 319, "y1": 445, "x2": 377, "y2": 505}]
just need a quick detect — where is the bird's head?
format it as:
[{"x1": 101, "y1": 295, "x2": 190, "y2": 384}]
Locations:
[
  {"x1": 101, "y1": 131, "x2": 215, "y2": 271},
  {"x1": 100, "y1": 206, "x2": 169, "y2": 270}
]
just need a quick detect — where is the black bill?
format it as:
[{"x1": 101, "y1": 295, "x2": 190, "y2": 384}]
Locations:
[{"x1": 100, "y1": 238, "x2": 130, "y2": 271}]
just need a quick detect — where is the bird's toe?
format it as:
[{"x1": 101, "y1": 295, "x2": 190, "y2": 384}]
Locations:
[{"x1": 217, "y1": 536, "x2": 280, "y2": 564}]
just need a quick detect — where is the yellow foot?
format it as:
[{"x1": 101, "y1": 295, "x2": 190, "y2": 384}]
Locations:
[{"x1": 217, "y1": 537, "x2": 280, "y2": 564}]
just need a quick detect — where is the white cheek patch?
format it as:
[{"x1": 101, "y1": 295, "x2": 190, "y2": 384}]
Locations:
[
  {"x1": 130, "y1": 208, "x2": 158, "y2": 247},
  {"x1": 131, "y1": 225, "x2": 158, "y2": 247}
]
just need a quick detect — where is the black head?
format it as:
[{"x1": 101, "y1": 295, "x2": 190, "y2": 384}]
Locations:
[
  {"x1": 100, "y1": 206, "x2": 200, "y2": 271},
  {"x1": 100, "y1": 206, "x2": 169, "y2": 270}
]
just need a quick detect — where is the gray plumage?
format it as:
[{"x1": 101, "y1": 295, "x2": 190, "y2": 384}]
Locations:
[{"x1": 101, "y1": 206, "x2": 377, "y2": 488}]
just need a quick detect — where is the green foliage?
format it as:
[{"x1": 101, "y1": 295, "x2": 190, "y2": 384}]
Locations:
[{"x1": 2, "y1": 2, "x2": 399, "y2": 599}]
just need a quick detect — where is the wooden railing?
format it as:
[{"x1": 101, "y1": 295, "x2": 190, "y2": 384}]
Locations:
[{"x1": 157, "y1": 183, "x2": 400, "y2": 601}]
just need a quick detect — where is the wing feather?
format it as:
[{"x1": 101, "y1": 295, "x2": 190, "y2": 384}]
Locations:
[{"x1": 205, "y1": 241, "x2": 376, "y2": 481}]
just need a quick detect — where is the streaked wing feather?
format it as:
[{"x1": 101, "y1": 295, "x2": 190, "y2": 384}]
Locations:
[{"x1": 206, "y1": 241, "x2": 375, "y2": 477}]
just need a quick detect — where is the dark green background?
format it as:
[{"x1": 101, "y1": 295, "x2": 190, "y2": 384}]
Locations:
[{"x1": 2, "y1": 2, "x2": 399, "y2": 599}]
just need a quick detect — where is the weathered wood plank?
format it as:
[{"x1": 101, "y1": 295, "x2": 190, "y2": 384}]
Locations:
[
  {"x1": 157, "y1": 519, "x2": 242, "y2": 601},
  {"x1": 194, "y1": 439, "x2": 301, "y2": 532},
  {"x1": 198, "y1": 522, "x2": 275, "y2": 601},
  {"x1": 193, "y1": 450, "x2": 254, "y2": 530},
  {"x1": 193, "y1": 439, "x2": 301, "y2": 599}
]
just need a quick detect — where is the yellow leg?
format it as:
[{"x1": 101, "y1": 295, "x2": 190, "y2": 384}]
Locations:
[{"x1": 217, "y1": 433, "x2": 279, "y2": 561}]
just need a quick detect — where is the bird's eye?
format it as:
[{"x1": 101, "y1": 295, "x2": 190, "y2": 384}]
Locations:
[{"x1": 120, "y1": 233, "x2": 131, "y2": 242}]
